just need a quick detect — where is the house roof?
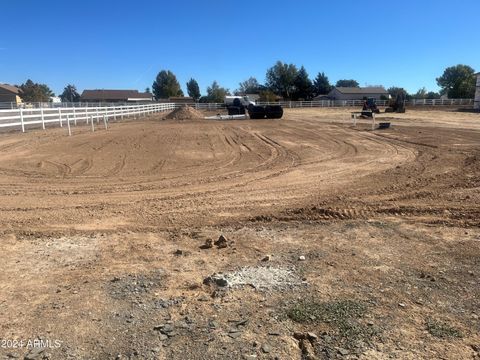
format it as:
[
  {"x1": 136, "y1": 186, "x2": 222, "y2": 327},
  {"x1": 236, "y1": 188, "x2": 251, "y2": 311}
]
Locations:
[
  {"x1": 168, "y1": 96, "x2": 193, "y2": 101},
  {"x1": 0, "y1": 84, "x2": 20, "y2": 94},
  {"x1": 313, "y1": 94, "x2": 330, "y2": 100},
  {"x1": 80, "y1": 89, "x2": 152, "y2": 100},
  {"x1": 137, "y1": 92, "x2": 153, "y2": 98},
  {"x1": 334, "y1": 87, "x2": 388, "y2": 94}
]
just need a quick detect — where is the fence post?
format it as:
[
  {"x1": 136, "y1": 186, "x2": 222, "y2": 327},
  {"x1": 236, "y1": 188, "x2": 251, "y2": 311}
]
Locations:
[
  {"x1": 20, "y1": 108, "x2": 25, "y2": 133},
  {"x1": 103, "y1": 115, "x2": 108, "y2": 130},
  {"x1": 41, "y1": 107, "x2": 45, "y2": 130},
  {"x1": 58, "y1": 108, "x2": 62, "y2": 127},
  {"x1": 67, "y1": 115, "x2": 72, "y2": 136},
  {"x1": 91, "y1": 116, "x2": 95, "y2": 132}
]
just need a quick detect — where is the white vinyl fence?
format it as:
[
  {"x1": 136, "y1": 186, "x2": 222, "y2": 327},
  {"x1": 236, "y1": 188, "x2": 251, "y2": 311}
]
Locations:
[
  {"x1": 0, "y1": 98, "x2": 474, "y2": 111},
  {"x1": 0, "y1": 98, "x2": 476, "y2": 133},
  {"x1": 0, "y1": 101, "x2": 226, "y2": 110},
  {"x1": 256, "y1": 98, "x2": 474, "y2": 108},
  {"x1": 0, "y1": 103, "x2": 176, "y2": 133}
]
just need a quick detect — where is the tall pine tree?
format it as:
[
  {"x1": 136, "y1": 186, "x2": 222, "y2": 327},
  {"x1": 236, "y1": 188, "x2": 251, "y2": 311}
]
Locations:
[
  {"x1": 313, "y1": 72, "x2": 332, "y2": 96},
  {"x1": 293, "y1": 66, "x2": 313, "y2": 100},
  {"x1": 152, "y1": 70, "x2": 184, "y2": 99},
  {"x1": 186, "y1": 78, "x2": 201, "y2": 101}
]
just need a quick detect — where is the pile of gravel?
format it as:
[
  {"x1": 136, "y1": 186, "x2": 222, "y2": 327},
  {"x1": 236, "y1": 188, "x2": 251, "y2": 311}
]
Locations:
[
  {"x1": 164, "y1": 106, "x2": 204, "y2": 120},
  {"x1": 204, "y1": 266, "x2": 305, "y2": 291}
]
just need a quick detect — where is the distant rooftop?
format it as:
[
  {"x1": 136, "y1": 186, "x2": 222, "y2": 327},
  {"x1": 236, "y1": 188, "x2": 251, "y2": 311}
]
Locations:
[
  {"x1": 0, "y1": 83, "x2": 20, "y2": 94},
  {"x1": 80, "y1": 89, "x2": 152, "y2": 101},
  {"x1": 334, "y1": 87, "x2": 388, "y2": 94}
]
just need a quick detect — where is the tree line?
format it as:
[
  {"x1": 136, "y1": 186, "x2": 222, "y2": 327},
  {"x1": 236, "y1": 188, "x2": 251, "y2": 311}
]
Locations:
[
  {"x1": 12, "y1": 63, "x2": 477, "y2": 103},
  {"x1": 151, "y1": 62, "x2": 477, "y2": 102}
]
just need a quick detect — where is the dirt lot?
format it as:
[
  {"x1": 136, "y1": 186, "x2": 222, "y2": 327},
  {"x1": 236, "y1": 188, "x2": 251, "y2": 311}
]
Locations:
[{"x1": 0, "y1": 108, "x2": 479, "y2": 360}]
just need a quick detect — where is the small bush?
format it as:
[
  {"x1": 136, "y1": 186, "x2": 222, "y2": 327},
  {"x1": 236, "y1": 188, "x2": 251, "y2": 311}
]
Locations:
[
  {"x1": 426, "y1": 319, "x2": 463, "y2": 339},
  {"x1": 287, "y1": 299, "x2": 379, "y2": 343},
  {"x1": 287, "y1": 299, "x2": 367, "y2": 324}
]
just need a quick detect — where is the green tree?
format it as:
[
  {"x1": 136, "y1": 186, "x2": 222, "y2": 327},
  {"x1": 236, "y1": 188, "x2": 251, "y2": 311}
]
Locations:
[
  {"x1": 59, "y1": 84, "x2": 80, "y2": 102},
  {"x1": 266, "y1": 61, "x2": 298, "y2": 99},
  {"x1": 206, "y1": 81, "x2": 230, "y2": 103},
  {"x1": 19, "y1": 79, "x2": 54, "y2": 102},
  {"x1": 335, "y1": 79, "x2": 359, "y2": 88},
  {"x1": 414, "y1": 87, "x2": 428, "y2": 99},
  {"x1": 237, "y1": 77, "x2": 262, "y2": 94},
  {"x1": 388, "y1": 86, "x2": 409, "y2": 99},
  {"x1": 312, "y1": 72, "x2": 332, "y2": 96},
  {"x1": 152, "y1": 70, "x2": 184, "y2": 99},
  {"x1": 292, "y1": 66, "x2": 313, "y2": 100},
  {"x1": 436, "y1": 64, "x2": 476, "y2": 99},
  {"x1": 145, "y1": 87, "x2": 151, "y2": 93},
  {"x1": 258, "y1": 90, "x2": 278, "y2": 102},
  {"x1": 186, "y1": 78, "x2": 201, "y2": 101},
  {"x1": 426, "y1": 91, "x2": 441, "y2": 99}
]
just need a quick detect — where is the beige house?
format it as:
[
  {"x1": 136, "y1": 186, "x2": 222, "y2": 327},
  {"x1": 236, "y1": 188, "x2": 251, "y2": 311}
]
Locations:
[
  {"x1": 80, "y1": 90, "x2": 153, "y2": 103},
  {"x1": 328, "y1": 87, "x2": 389, "y2": 101},
  {"x1": 0, "y1": 84, "x2": 22, "y2": 104}
]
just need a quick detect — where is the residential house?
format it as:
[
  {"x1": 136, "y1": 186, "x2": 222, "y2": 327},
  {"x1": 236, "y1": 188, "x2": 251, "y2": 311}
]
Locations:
[
  {"x1": 157, "y1": 97, "x2": 194, "y2": 104},
  {"x1": 0, "y1": 84, "x2": 22, "y2": 104},
  {"x1": 328, "y1": 87, "x2": 389, "y2": 101},
  {"x1": 80, "y1": 90, "x2": 153, "y2": 103}
]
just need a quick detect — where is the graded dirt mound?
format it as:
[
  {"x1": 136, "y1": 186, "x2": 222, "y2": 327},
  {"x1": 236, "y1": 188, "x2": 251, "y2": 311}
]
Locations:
[{"x1": 164, "y1": 105, "x2": 204, "y2": 120}]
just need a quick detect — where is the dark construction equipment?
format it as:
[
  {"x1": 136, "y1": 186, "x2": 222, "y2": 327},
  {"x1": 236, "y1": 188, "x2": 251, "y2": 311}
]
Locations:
[
  {"x1": 247, "y1": 105, "x2": 266, "y2": 119},
  {"x1": 225, "y1": 96, "x2": 283, "y2": 120},
  {"x1": 264, "y1": 105, "x2": 284, "y2": 119},
  {"x1": 226, "y1": 98, "x2": 246, "y2": 115},
  {"x1": 361, "y1": 98, "x2": 380, "y2": 117},
  {"x1": 247, "y1": 105, "x2": 283, "y2": 119},
  {"x1": 385, "y1": 92, "x2": 406, "y2": 113}
]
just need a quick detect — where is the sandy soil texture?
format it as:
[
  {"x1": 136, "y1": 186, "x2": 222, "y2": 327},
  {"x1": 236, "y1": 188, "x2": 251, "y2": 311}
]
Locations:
[{"x1": 0, "y1": 108, "x2": 479, "y2": 360}]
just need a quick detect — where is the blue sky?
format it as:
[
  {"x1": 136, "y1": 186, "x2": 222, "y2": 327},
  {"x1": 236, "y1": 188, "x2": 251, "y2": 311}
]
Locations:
[{"x1": 1, "y1": 0, "x2": 479, "y2": 96}]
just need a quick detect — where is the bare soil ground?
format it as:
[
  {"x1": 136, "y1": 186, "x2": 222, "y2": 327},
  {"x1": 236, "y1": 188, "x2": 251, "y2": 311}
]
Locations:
[{"x1": 0, "y1": 108, "x2": 479, "y2": 360}]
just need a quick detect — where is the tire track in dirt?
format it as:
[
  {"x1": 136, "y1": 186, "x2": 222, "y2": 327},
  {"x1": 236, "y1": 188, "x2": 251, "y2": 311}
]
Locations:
[
  {"x1": 44, "y1": 160, "x2": 72, "y2": 177},
  {"x1": 0, "y1": 121, "x2": 404, "y2": 210},
  {"x1": 0, "y1": 112, "x2": 475, "y2": 229},
  {"x1": 70, "y1": 158, "x2": 93, "y2": 176},
  {"x1": 148, "y1": 130, "x2": 179, "y2": 173}
]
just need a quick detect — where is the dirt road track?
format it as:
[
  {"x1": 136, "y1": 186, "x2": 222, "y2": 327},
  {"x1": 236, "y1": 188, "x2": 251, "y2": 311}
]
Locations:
[{"x1": 1, "y1": 109, "x2": 478, "y2": 232}]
